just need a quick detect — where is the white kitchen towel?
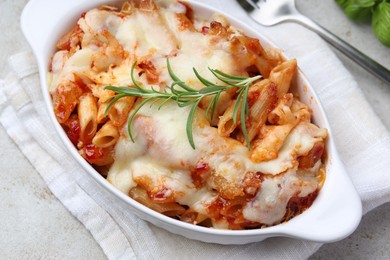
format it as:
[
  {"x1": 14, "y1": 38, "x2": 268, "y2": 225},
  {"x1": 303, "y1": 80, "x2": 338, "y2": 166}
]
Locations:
[{"x1": 1, "y1": 0, "x2": 390, "y2": 259}]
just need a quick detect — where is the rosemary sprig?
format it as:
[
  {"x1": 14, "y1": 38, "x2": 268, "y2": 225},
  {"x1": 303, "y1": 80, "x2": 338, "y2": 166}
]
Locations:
[{"x1": 104, "y1": 59, "x2": 261, "y2": 150}]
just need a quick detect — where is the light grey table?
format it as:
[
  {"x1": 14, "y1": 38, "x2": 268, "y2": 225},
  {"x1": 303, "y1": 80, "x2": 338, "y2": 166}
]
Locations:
[{"x1": 1, "y1": 1, "x2": 389, "y2": 259}]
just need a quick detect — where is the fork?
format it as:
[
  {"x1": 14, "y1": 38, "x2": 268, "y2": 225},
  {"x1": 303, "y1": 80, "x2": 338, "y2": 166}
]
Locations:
[{"x1": 237, "y1": 0, "x2": 390, "y2": 85}]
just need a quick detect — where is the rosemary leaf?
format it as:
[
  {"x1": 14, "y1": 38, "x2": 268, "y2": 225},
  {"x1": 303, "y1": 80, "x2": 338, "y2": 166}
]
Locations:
[
  {"x1": 167, "y1": 59, "x2": 197, "y2": 93},
  {"x1": 104, "y1": 93, "x2": 127, "y2": 117},
  {"x1": 241, "y1": 84, "x2": 251, "y2": 150},
  {"x1": 232, "y1": 91, "x2": 243, "y2": 125},
  {"x1": 186, "y1": 99, "x2": 202, "y2": 149},
  {"x1": 127, "y1": 97, "x2": 154, "y2": 142},
  {"x1": 104, "y1": 58, "x2": 262, "y2": 150},
  {"x1": 212, "y1": 69, "x2": 248, "y2": 81},
  {"x1": 193, "y1": 68, "x2": 221, "y2": 88}
]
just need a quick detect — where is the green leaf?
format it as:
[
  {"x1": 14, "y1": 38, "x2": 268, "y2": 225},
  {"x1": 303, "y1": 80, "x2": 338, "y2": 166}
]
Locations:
[
  {"x1": 105, "y1": 86, "x2": 143, "y2": 96},
  {"x1": 177, "y1": 99, "x2": 197, "y2": 107},
  {"x1": 186, "y1": 99, "x2": 202, "y2": 149},
  {"x1": 211, "y1": 69, "x2": 247, "y2": 81},
  {"x1": 336, "y1": 0, "x2": 351, "y2": 9},
  {"x1": 130, "y1": 61, "x2": 145, "y2": 90},
  {"x1": 336, "y1": 0, "x2": 375, "y2": 22},
  {"x1": 158, "y1": 97, "x2": 173, "y2": 109},
  {"x1": 104, "y1": 58, "x2": 260, "y2": 150},
  {"x1": 148, "y1": 98, "x2": 163, "y2": 108},
  {"x1": 210, "y1": 92, "x2": 220, "y2": 121},
  {"x1": 193, "y1": 68, "x2": 221, "y2": 88},
  {"x1": 104, "y1": 93, "x2": 126, "y2": 117},
  {"x1": 345, "y1": 4, "x2": 372, "y2": 21},
  {"x1": 198, "y1": 86, "x2": 224, "y2": 94},
  {"x1": 355, "y1": 0, "x2": 376, "y2": 7},
  {"x1": 240, "y1": 87, "x2": 251, "y2": 150},
  {"x1": 167, "y1": 59, "x2": 197, "y2": 92},
  {"x1": 209, "y1": 69, "x2": 239, "y2": 86},
  {"x1": 372, "y1": 1, "x2": 390, "y2": 46},
  {"x1": 126, "y1": 97, "x2": 154, "y2": 142},
  {"x1": 232, "y1": 91, "x2": 243, "y2": 125}
]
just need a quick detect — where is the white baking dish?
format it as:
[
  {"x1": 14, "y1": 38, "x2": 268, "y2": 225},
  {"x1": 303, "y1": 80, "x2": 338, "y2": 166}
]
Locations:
[{"x1": 21, "y1": 0, "x2": 362, "y2": 244}]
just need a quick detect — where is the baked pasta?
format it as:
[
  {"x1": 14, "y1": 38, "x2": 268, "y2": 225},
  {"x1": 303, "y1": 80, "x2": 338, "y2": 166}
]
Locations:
[{"x1": 48, "y1": 0, "x2": 327, "y2": 230}]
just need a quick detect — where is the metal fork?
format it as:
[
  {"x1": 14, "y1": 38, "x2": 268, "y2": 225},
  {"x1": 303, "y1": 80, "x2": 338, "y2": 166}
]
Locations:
[{"x1": 237, "y1": 0, "x2": 390, "y2": 85}]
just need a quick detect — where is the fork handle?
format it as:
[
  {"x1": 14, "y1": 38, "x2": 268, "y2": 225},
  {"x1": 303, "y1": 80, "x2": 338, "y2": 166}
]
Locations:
[{"x1": 293, "y1": 15, "x2": 390, "y2": 85}]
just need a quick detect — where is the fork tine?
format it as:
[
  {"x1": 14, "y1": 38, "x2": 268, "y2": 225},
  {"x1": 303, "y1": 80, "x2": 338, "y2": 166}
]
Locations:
[{"x1": 236, "y1": 0, "x2": 259, "y2": 12}]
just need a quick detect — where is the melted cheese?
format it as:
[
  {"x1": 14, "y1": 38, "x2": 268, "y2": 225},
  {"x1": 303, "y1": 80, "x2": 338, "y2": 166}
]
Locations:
[
  {"x1": 107, "y1": 102, "x2": 218, "y2": 214},
  {"x1": 106, "y1": 135, "x2": 146, "y2": 194},
  {"x1": 81, "y1": 9, "x2": 122, "y2": 34},
  {"x1": 243, "y1": 170, "x2": 318, "y2": 225},
  {"x1": 49, "y1": 48, "x2": 94, "y2": 92},
  {"x1": 107, "y1": 100, "x2": 324, "y2": 216},
  {"x1": 52, "y1": 1, "x2": 327, "y2": 228},
  {"x1": 247, "y1": 122, "x2": 327, "y2": 174},
  {"x1": 157, "y1": 10, "x2": 238, "y2": 89}
]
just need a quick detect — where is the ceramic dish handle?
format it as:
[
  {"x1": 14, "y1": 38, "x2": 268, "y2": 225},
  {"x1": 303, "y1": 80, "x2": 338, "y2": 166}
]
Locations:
[{"x1": 280, "y1": 148, "x2": 362, "y2": 242}]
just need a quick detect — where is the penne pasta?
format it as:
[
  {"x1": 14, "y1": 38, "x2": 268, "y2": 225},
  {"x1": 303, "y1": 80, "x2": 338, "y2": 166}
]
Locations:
[
  {"x1": 121, "y1": 1, "x2": 137, "y2": 15},
  {"x1": 96, "y1": 88, "x2": 115, "y2": 124},
  {"x1": 250, "y1": 124, "x2": 296, "y2": 163},
  {"x1": 263, "y1": 46, "x2": 285, "y2": 65},
  {"x1": 269, "y1": 59, "x2": 297, "y2": 98},
  {"x1": 207, "y1": 20, "x2": 228, "y2": 38},
  {"x1": 139, "y1": 0, "x2": 157, "y2": 11},
  {"x1": 98, "y1": 4, "x2": 119, "y2": 12},
  {"x1": 208, "y1": 196, "x2": 257, "y2": 230},
  {"x1": 267, "y1": 93, "x2": 295, "y2": 125},
  {"x1": 53, "y1": 80, "x2": 84, "y2": 123},
  {"x1": 217, "y1": 99, "x2": 241, "y2": 137},
  {"x1": 108, "y1": 96, "x2": 136, "y2": 127},
  {"x1": 91, "y1": 30, "x2": 128, "y2": 72},
  {"x1": 78, "y1": 93, "x2": 98, "y2": 143},
  {"x1": 229, "y1": 35, "x2": 284, "y2": 78},
  {"x1": 245, "y1": 80, "x2": 278, "y2": 143},
  {"x1": 209, "y1": 174, "x2": 245, "y2": 199},
  {"x1": 298, "y1": 141, "x2": 325, "y2": 169},
  {"x1": 180, "y1": 209, "x2": 210, "y2": 225},
  {"x1": 129, "y1": 187, "x2": 186, "y2": 217},
  {"x1": 97, "y1": 102, "x2": 109, "y2": 124},
  {"x1": 93, "y1": 121, "x2": 120, "y2": 148},
  {"x1": 201, "y1": 89, "x2": 235, "y2": 126},
  {"x1": 291, "y1": 99, "x2": 311, "y2": 122},
  {"x1": 176, "y1": 13, "x2": 196, "y2": 31},
  {"x1": 254, "y1": 55, "x2": 275, "y2": 79}
]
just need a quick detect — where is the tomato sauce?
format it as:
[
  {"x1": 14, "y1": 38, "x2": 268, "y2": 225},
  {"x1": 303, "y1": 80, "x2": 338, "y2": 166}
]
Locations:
[
  {"x1": 62, "y1": 114, "x2": 80, "y2": 146},
  {"x1": 284, "y1": 190, "x2": 319, "y2": 222},
  {"x1": 191, "y1": 161, "x2": 210, "y2": 188},
  {"x1": 82, "y1": 144, "x2": 113, "y2": 166},
  {"x1": 147, "y1": 187, "x2": 176, "y2": 203},
  {"x1": 138, "y1": 60, "x2": 159, "y2": 84}
]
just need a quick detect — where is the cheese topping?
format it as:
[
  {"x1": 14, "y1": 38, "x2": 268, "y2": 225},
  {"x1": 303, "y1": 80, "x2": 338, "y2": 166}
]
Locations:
[{"x1": 50, "y1": 0, "x2": 327, "y2": 229}]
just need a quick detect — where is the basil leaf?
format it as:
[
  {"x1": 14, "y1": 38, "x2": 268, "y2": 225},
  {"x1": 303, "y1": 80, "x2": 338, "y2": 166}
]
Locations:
[
  {"x1": 344, "y1": 1, "x2": 375, "y2": 22},
  {"x1": 354, "y1": 0, "x2": 377, "y2": 7},
  {"x1": 372, "y1": 1, "x2": 390, "y2": 47},
  {"x1": 336, "y1": 0, "x2": 351, "y2": 9},
  {"x1": 336, "y1": 0, "x2": 376, "y2": 9}
]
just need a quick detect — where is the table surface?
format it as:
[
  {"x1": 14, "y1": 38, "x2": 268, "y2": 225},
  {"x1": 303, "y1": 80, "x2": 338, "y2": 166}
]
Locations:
[{"x1": 1, "y1": 0, "x2": 389, "y2": 259}]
